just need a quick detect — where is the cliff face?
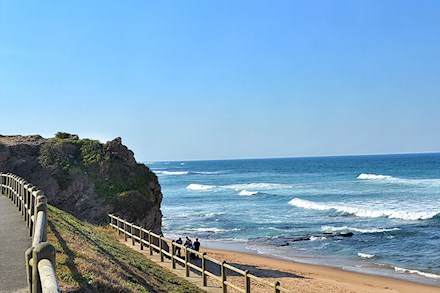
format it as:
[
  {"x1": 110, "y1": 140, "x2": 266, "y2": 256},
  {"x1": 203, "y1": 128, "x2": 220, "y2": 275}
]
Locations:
[{"x1": 0, "y1": 134, "x2": 162, "y2": 233}]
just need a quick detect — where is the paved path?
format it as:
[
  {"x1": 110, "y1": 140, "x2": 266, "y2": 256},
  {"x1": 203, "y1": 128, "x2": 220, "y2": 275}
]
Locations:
[{"x1": 0, "y1": 195, "x2": 32, "y2": 293}]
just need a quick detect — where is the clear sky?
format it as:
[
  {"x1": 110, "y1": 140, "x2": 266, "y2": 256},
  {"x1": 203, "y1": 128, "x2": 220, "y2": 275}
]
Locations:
[{"x1": 1, "y1": 1, "x2": 439, "y2": 161}]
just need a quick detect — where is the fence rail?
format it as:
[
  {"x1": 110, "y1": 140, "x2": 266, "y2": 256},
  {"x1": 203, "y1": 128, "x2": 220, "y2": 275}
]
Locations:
[
  {"x1": 109, "y1": 213, "x2": 291, "y2": 293},
  {"x1": 0, "y1": 172, "x2": 60, "y2": 293}
]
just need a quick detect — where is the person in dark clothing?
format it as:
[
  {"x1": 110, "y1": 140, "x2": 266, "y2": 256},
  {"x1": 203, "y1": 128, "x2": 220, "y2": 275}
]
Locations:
[
  {"x1": 194, "y1": 238, "x2": 200, "y2": 252},
  {"x1": 175, "y1": 237, "x2": 183, "y2": 257},
  {"x1": 193, "y1": 238, "x2": 201, "y2": 259}
]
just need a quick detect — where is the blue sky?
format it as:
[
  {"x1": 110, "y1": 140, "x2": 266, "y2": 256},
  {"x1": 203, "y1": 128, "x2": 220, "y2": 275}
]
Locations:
[{"x1": 1, "y1": 1, "x2": 439, "y2": 161}]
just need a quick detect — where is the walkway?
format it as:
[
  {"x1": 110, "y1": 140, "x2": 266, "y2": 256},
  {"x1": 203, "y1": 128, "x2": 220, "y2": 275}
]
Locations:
[{"x1": 0, "y1": 195, "x2": 32, "y2": 293}]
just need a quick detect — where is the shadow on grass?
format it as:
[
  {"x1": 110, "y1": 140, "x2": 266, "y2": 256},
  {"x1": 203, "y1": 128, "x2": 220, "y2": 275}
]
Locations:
[
  {"x1": 48, "y1": 217, "x2": 158, "y2": 292},
  {"x1": 180, "y1": 257, "x2": 305, "y2": 279}
]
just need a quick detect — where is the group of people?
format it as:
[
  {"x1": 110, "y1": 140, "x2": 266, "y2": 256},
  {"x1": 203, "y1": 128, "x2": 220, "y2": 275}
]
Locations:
[{"x1": 175, "y1": 237, "x2": 200, "y2": 259}]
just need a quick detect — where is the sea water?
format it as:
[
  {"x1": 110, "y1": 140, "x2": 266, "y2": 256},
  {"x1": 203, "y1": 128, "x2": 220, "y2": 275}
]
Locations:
[{"x1": 148, "y1": 153, "x2": 440, "y2": 286}]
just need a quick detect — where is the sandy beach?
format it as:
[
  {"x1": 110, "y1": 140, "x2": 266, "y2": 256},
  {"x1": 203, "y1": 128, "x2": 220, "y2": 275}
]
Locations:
[{"x1": 204, "y1": 248, "x2": 439, "y2": 293}]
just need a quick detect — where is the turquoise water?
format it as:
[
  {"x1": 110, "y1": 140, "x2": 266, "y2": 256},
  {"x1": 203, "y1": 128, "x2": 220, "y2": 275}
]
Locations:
[{"x1": 149, "y1": 153, "x2": 440, "y2": 285}]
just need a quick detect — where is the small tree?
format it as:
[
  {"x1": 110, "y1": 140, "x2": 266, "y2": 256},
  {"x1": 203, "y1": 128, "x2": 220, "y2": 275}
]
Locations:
[{"x1": 55, "y1": 132, "x2": 71, "y2": 139}]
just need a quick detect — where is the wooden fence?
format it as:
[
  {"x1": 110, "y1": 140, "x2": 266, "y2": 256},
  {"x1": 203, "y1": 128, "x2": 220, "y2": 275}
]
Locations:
[
  {"x1": 0, "y1": 172, "x2": 60, "y2": 293},
  {"x1": 109, "y1": 214, "x2": 291, "y2": 293}
]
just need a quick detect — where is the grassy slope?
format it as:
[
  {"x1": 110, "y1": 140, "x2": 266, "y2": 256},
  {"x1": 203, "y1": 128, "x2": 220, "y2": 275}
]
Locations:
[{"x1": 47, "y1": 205, "x2": 204, "y2": 293}]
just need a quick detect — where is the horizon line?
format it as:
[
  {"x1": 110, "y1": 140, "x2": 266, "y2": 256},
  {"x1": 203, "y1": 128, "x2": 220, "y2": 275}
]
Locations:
[{"x1": 144, "y1": 151, "x2": 440, "y2": 164}]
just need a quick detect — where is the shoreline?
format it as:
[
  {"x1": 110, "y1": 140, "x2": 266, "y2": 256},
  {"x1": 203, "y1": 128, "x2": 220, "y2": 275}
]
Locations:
[
  {"x1": 200, "y1": 239, "x2": 440, "y2": 286},
  {"x1": 202, "y1": 246, "x2": 439, "y2": 293}
]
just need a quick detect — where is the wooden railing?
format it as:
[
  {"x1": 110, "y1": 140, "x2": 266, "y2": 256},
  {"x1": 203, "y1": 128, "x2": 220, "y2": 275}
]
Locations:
[
  {"x1": 109, "y1": 214, "x2": 291, "y2": 293},
  {"x1": 0, "y1": 173, "x2": 60, "y2": 293}
]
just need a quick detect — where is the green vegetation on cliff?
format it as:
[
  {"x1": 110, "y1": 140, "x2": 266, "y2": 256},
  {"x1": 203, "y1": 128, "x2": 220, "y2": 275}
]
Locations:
[
  {"x1": 40, "y1": 135, "x2": 149, "y2": 200},
  {"x1": 37, "y1": 133, "x2": 160, "y2": 226},
  {"x1": 47, "y1": 205, "x2": 203, "y2": 293}
]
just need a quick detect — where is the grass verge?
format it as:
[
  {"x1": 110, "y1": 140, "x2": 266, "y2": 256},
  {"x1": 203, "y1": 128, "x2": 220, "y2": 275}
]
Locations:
[{"x1": 47, "y1": 205, "x2": 205, "y2": 293}]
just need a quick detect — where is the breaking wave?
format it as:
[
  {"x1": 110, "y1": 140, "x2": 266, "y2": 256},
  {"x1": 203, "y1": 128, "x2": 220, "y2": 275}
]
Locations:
[
  {"x1": 358, "y1": 253, "x2": 375, "y2": 259},
  {"x1": 186, "y1": 182, "x2": 288, "y2": 193},
  {"x1": 239, "y1": 190, "x2": 259, "y2": 196},
  {"x1": 357, "y1": 173, "x2": 440, "y2": 187},
  {"x1": 321, "y1": 225, "x2": 401, "y2": 234},
  {"x1": 288, "y1": 198, "x2": 440, "y2": 221},
  {"x1": 186, "y1": 184, "x2": 216, "y2": 191},
  {"x1": 357, "y1": 173, "x2": 392, "y2": 180},
  {"x1": 156, "y1": 170, "x2": 189, "y2": 175},
  {"x1": 394, "y1": 267, "x2": 440, "y2": 279},
  {"x1": 187, "y1": 227, "x2": 240, "y2": 234}
]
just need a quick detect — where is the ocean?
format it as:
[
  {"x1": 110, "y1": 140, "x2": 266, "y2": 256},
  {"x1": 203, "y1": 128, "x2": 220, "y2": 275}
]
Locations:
[{"x1": 148, "y1": 153, "x2": 440, "y2": 286}]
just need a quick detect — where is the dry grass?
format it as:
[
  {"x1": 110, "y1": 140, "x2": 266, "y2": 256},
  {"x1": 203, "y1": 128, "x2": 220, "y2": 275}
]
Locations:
[{"x1": 47, "y1": 205, "x2": 205, "y2": 293}]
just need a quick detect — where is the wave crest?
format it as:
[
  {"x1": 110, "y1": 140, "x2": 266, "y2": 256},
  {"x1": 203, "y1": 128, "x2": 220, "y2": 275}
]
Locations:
[
  {"x1": 357, "y1": 173, "x2": 392, "y2": 180},
  {"x1": 155, "y1": 170, "x2": 189, "y2": 175},
  {"x1": 239, "y1": 190, "x2": 259, "y2": 196},
  {"x1": 394, "y1": 267, "x2": 440, "y2": 279},
  {"x1": 288, "y1": 198, "x2": 440, "y2": 221},
  {"x1": 358, "y1": 253, "x2": 375, "y2": 259},
  {"x1": 186, "y1": 184, "x2": 216, "y2": 191},
  {"x1": 322, "y1": 225, "x2": 401, "y2": 234}
]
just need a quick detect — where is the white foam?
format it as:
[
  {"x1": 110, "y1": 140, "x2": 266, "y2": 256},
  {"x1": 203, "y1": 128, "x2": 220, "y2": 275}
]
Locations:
[
  {"x1": 188, "y1": 227, "x2": 240, "y2": 233},
  {"x1": 203, "y1": 212, "x2": 225, "y2": 217},
  {"x1": 309, "y1": 236, "x2": 326, "y2": 241},
  {"x1": 156, "y1": 170, "x2": 189, "y2": 175},
  {"x1": 288, "y1": 198, "x2": 440, "y2": 221},
  {"x1": 358, "y1": 253, "x2": 375, "y2": 259},
  {"x1": 394, "y1": 267, "x2": 440, "y2": 279},
  {"x1": 239, "y1": 190, "x2": 259, "y2": 196},
  {"x1": 186, "y1": 182, "x2": 287, "y2": 193},
  {"x1": 357, "y1": 173, "x2": 392, "y2": 180},
  {"x1": 321, "y1": 225, "x2": 401, "y2": 234},
  {"x1": 186, "y1": 184, "x2": 216, "y2": 191},
  {"x1": 357, "y1": 173, "x2": 440, "y2": 187}
]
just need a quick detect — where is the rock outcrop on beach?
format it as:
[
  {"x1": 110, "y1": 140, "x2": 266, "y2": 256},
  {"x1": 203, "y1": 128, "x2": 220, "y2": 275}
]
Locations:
[{"x1": 0, "y1": 133, "x2": 162, "y2": 233}]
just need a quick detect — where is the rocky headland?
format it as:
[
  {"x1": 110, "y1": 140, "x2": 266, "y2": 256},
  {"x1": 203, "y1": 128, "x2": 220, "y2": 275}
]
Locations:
[{"x1": 0, "y1": 132, "x2": 162, "y2": 233}]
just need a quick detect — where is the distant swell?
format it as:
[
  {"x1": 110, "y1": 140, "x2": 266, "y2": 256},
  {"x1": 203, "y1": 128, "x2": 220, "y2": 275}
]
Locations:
[
  {"x1": 357, "y1": 173, "x2": 392, "y2": 180},
  {"x1": 288, "y1": 198, "x2": 440, "y2": 221},
  {"x1": 357, "y1": 173, "x2": 440, "y2": 187},
  {"x1": 186, "y1": 182, "x2": 288, "y2": 193}
]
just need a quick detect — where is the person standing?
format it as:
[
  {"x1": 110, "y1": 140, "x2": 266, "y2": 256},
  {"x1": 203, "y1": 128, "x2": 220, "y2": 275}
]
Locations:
[
  {"x1": 175, "y1": 237, "x2": 183, "y2": 257},
  {"x1": 194, "y1": 238, "x2": 200, "y2": 252},
  {"x1": 193, "y1": 238, "x2": 201, "y2": 259}
]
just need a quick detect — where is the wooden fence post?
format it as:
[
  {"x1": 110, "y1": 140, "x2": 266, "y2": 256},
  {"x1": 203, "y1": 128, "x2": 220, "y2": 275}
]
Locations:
[
  {"x1": 202, "y1": 252, "x2": 207, "y2": 286},
  {"x1": 221, "y1": 260, "x2": 227, "y2": 293},
  {"x1": 117, "y1": 217, "x2": 121, "y2": 235},
  {"x1": 159, "y1": 236, "x2": 164, "y2": 262},
  {"x1": 28, "y1": 186, "x2": 37, "y2": 237},
  {"x1": 148, "y1": 231, "x2": 153, "y2": 255},
  {"x1": 25, "y1": 247, "x2": 33, "y2": 293},
  {"x1": 171, "y1": 241, "x2": 176, "y2": 269},
  {"x1": 124, "y1": 221, "x2": 128, "y2": 241},
  {"x1": 185, "y1": 248, "x2": 189, "y2": 277},
  {"x1": 244, "y1": 270, "x2": 250, "y2": 293},
  {"x1": 131, "y1": 224, "x2": 135, "y2": 246},
  {"x1": 274, "y1": 281, "x2": 280, "y2": 293},
  {"x1": 35, "y1": 193, "x2": 47, "y2": 241},
  {"x1": 140, "y1": 229, "x2": 144, "y2": 250},
  {"x1": 32, "y1": 242, "x2": 56, "y2": 293}
]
